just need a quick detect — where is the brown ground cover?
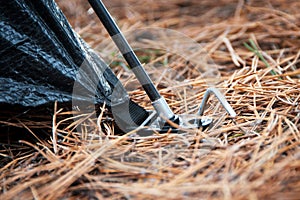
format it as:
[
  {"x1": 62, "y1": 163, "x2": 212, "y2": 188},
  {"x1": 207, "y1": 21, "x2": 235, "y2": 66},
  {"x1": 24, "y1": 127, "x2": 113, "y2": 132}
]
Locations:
[{"x1": 1, "y1": 0, "x2": 299, "y2": 199}]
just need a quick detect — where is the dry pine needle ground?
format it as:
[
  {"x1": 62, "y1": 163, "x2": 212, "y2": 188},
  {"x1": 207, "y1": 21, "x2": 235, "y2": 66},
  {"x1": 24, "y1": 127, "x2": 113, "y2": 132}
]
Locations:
[{"x1": 1, "y1": 0, "x2": 300, "y2": 199}]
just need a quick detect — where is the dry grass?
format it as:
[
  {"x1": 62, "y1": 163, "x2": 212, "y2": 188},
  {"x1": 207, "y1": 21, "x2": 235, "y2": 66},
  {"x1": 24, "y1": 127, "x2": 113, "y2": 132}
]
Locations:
[{"x1": 1, "y1": 0, "x2": 300, "y2": 199}]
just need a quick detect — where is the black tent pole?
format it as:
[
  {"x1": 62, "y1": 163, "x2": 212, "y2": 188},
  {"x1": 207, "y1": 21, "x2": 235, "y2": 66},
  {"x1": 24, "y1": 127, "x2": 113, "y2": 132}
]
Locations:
[{"x1": 88, "y1": 0, "x2": 176, "y2": 121}]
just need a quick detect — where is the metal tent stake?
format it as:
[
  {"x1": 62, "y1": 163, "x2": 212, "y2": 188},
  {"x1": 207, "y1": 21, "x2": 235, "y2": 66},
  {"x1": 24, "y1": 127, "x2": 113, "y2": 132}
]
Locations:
[{"x1": 88, "y1": 0, "x2": 236, "y2": 132}]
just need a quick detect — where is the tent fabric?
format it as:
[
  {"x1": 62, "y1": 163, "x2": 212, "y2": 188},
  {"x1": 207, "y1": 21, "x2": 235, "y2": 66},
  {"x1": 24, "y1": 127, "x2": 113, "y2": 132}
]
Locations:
[{"x1": 0, "y1": 0, "x2": 149, "y2": 129}]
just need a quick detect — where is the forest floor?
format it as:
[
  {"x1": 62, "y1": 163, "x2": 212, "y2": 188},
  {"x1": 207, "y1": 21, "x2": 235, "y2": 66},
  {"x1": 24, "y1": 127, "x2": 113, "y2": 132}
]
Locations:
[{"x1": 1, "y1": 0, "x2": 300, "y2": 199}]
